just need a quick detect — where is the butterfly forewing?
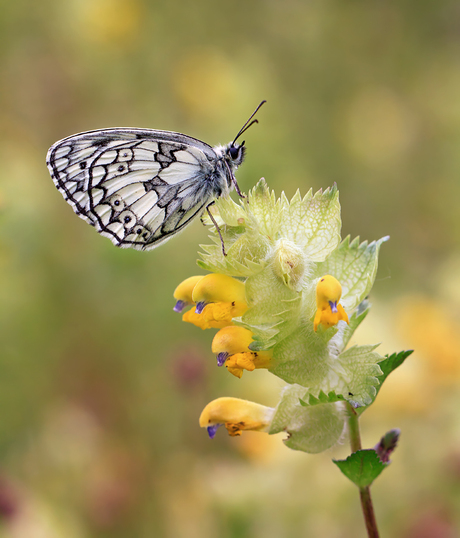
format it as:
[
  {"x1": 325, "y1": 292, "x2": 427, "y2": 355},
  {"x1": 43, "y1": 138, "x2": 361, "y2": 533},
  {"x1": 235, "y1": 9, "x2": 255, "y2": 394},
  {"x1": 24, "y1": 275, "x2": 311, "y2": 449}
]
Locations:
[{"x1": 47, "y1": 128, "x2": 224, "y2": 250}]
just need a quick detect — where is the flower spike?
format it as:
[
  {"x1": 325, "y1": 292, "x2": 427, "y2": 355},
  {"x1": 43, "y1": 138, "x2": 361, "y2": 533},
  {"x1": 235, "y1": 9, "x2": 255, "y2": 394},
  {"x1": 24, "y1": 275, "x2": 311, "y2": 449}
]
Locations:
[{"x1": 174, "y1": 180, "x2": 389, "y2": 452}]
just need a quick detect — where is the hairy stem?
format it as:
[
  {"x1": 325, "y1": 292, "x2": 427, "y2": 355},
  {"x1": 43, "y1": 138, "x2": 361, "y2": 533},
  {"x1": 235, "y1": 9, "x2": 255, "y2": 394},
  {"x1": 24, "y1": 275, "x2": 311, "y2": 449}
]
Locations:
[{"x1": 345, "y1": 403, "x2": 380, "y2": 538}]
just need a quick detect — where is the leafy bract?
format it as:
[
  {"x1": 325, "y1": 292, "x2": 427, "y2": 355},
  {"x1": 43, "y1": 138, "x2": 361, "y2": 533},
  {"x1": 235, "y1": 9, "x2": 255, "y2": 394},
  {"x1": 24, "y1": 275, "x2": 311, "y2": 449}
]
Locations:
[
  {"x1": 270, "y1": 323, "x2": 383, "y2": 407},
  {"x1": 198, "y1": 179, "x2": 344, "y2": 278},
  {"x1": 315, "y1": 236, "x2": 389, "y2": 312},
  {"x1": 269, "y1": 385, "x2": 345, "y2": 454},
  {"x1": 356, "y1": 350, "x2": 414, "y2": 414},
  {"x1": 300, "y1": 390, "x2": 346, "y2": 406},
  {"x1": 237, "y1": 266, "x2": 302, "y2": 350},
  {"x1": 280, "y1": 185, "x2": 341, "y2": 261}
]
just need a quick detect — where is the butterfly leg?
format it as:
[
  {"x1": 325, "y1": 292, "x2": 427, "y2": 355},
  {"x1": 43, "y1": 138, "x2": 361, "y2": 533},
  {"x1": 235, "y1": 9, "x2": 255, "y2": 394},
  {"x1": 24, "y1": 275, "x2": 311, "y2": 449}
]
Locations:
[
  {"x1": 206, "y1": 201, "x2": 227, "y2": 257},
  {"x1": 232, "y1": 176, "x2": 245, "y2": 199},
  {"x1": 224, "y1": 161, "x2": 245, "y2": 199}
]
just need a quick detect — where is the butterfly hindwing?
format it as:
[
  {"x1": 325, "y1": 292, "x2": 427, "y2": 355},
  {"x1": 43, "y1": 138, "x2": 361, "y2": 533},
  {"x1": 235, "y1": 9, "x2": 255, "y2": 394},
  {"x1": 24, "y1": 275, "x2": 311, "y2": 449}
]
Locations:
[{"x1": 47, "y1": 128, "x2": 221, "y2": 250}]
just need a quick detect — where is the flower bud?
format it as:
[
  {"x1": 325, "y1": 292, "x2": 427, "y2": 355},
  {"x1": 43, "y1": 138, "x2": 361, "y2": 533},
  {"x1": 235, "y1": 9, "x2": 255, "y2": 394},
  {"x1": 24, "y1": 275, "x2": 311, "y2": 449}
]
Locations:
[{"x1": 272, "y1": 239, "x2": 308, "y2": 291}]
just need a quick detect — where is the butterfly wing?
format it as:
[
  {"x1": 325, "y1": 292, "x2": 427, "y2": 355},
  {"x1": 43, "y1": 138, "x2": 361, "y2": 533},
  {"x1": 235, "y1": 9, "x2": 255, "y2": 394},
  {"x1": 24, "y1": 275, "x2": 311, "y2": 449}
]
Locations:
[{"x1": 47, "y1": 128, "x2": 220, "y2": 250}]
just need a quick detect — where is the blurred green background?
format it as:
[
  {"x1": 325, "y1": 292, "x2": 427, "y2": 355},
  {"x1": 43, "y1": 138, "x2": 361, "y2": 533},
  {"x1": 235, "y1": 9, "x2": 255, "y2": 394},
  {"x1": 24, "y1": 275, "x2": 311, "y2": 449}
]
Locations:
[{"x1": 1, "y1": 1, "x2": 460, "y2": 536}]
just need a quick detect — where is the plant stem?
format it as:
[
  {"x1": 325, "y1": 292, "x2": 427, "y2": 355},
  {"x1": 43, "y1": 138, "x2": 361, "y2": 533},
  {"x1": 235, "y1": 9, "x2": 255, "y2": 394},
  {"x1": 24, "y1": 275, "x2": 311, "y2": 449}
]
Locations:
[{"x1": 345, "y1": 403, "x2": 380, "y2": 538}]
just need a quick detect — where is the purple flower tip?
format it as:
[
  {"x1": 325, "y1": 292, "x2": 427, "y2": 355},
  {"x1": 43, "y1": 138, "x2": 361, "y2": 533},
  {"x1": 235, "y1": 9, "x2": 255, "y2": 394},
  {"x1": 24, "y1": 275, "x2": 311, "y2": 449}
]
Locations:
[
  {"x1": 216, "y1": 352, "x2": 229, "y2": 367},
  {"x1": 173, "y1": 300, "x2": 187, "y2": 313},
  {"x1": 207, "y1": 424, "x2": 222, "y2": 439},
  {"x1": 329, "y1": 300, "x2": 338, "y2": 313},
  {"x1": 195, "y1": 301, "x2": 208, "y2": 314}
]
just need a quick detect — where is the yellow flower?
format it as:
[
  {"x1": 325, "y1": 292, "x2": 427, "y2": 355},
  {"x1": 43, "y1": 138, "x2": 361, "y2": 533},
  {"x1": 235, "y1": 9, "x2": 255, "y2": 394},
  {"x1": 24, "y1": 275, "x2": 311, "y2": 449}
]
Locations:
[
  {"x1": 199, "y1": 397, "x2": 274, "y2": 438},
  {"x1": 182, "y1": 307, "x2": 233, "y2": 330},
  {"x1": 211, "y1": 326, "x2": 272, "y2": 378},
  {"x1": 173, "y1": 275, "x2": 204, "y2": 313},
  {"x1": 181, "y1": 274, "x2": 248, "y2": 330},
  {"x1": 192, "y1": 274, "x2": 247, "y2": 314},
  {"x1": 313, "y1": 275, "x2": 349, "y2": 332},
  {"x1": 173, "y1": 274, "x2": 248, "y2": 329}
]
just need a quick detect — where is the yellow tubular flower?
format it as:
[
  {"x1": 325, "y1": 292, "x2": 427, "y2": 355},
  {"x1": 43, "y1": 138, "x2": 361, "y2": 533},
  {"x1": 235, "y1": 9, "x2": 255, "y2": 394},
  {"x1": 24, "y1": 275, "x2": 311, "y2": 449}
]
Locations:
[
  {"x1": 199, "y1": 397, "x2": 274, "y2": 438},
  {"x1": 173, "y1": 275, "x2": 204, "y2": 312},
  {"x1": 186, "y1": 274, "x2": 248, "y2": 329},
  {"x1": 182, "y1": 308, "x2": 231, "y2": 330},
  {"x1": 211, "y1": 326, "x2": 272, "y2": 377},
  {"x1": 314, "y1": 275, "x2": 349, "y2": 332}
]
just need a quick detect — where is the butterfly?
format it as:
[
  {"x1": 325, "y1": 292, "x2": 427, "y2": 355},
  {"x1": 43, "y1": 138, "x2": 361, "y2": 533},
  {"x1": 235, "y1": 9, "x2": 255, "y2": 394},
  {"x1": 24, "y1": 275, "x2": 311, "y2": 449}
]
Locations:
[{"x1": 46, "y1": 101, "x2": 265, "y2": 255}]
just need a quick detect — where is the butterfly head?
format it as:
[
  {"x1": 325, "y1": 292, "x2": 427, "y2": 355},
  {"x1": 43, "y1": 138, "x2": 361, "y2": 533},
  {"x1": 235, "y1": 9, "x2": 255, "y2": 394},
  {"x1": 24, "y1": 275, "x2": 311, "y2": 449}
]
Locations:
[{"x1": 225, "y1": 141, "x2": 246, "y2": 169}]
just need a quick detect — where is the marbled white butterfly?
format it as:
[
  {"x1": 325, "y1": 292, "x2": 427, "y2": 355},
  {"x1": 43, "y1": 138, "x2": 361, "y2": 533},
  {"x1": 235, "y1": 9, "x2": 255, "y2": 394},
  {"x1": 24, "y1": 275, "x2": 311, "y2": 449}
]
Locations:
[{"x1": 46, "y1": 101, "x2": 265, "y2": 254}]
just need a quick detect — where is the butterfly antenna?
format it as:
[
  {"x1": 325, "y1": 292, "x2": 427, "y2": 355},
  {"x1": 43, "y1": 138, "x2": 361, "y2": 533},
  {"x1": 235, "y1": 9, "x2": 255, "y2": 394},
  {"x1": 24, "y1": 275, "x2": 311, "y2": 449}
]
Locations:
[{"x1": 232, "y1": 100, "x2": 267, "y2": 145}]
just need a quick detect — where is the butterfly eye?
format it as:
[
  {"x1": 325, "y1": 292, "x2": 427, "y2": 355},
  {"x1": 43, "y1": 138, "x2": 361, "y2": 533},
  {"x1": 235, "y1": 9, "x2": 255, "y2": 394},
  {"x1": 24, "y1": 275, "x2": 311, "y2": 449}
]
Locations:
[{"x1": 229, "y1": 146, "x2": 239, "y2": 160}]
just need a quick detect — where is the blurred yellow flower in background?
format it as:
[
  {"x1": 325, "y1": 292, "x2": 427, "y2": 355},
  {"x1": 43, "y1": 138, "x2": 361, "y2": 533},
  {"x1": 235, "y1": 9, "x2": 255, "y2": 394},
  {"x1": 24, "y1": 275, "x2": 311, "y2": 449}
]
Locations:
[
  {"x1": 172, "y1": 49, "x2": 239, "y2": 118},
  {"x1": 339, "y1": 87, "x2": 417, "y2": 167},
  {"x1": 72, "y1": 0, "x2": 143, "y2": 47},
  {"x1": 397, "y1": 295, "x2": 460, "y2": 384}
]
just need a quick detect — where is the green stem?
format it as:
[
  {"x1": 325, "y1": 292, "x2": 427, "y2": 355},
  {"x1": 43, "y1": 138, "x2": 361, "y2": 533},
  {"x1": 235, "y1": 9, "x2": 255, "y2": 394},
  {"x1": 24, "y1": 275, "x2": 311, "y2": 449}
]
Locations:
[{"x1": 345, "y1": 403, "x2": 380, "y2": 538}]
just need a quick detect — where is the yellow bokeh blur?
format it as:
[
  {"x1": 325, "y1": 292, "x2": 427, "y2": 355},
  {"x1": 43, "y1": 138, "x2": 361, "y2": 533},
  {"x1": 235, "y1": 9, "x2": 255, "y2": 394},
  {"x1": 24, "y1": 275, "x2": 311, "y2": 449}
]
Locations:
[{"x1": 72, "y1": 0, "x2": 144, "y2": 47}]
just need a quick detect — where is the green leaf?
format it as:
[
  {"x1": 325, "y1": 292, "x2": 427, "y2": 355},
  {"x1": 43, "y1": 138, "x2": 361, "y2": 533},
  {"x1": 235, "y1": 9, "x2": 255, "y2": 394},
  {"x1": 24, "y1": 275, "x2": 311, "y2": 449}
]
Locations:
[
  {"x1": 377, "y1": 350, "x2": 414, "y2": 383},
  {"x1": 280, "y1": 185, "x2": 341, "y2": 262},
  {"x1": 315, "y1": 235, "x2": 389, "y2": 312},
  {"x1": 333, "y1": 449, "x2": 388, "y2": 488},
  {"x1": 356, "y1": 350, "x2": 414, "y2": 415},
  {"x1": 269, "y1": 385, "x2": 345, "y2": 454},
  {"x1": 270, "y1": 325, "x2": 332, "y2": 385},
  {"x1": 214, "y1": 195, "x2": 247, "y2": 226},
  {"x1": 299, "y1": 390, "x2": 346, "y2": 406},
  {"x1": 337, "y1": 344, "x2": 383, "y2": 407},
  {"x1": 238, "y1": 266, "x2": 303, "y2": 349},
  {"x1": 197, "y1": 235, "x2": 268, "y2": 277},
  {"x1": 246, "y1": 178, "x2": 283, "y2": 240},
  {"x1": 340, "y1": 299, "x2": 371, "y2": 351}
]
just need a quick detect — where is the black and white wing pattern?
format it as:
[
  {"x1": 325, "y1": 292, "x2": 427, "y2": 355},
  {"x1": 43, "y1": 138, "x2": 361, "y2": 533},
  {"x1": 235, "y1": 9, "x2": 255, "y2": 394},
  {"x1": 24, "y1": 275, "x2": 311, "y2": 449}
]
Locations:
[{"x1": 46, "y1": 128, "x2": 240, "y2": 251}]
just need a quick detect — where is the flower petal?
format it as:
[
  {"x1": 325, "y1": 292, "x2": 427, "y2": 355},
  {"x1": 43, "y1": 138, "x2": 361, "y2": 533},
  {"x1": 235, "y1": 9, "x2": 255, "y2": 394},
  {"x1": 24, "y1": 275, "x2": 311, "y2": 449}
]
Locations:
[{"x1": 199, "y1": 397, "x2": 274, "y2": 437}]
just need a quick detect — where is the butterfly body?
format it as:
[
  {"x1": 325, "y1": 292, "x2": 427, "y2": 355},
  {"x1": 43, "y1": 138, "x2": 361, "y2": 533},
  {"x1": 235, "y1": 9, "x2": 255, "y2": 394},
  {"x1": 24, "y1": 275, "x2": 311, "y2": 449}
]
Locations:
[{"x1": 47, "y1": 128, "x2": 246, "y2": 251}]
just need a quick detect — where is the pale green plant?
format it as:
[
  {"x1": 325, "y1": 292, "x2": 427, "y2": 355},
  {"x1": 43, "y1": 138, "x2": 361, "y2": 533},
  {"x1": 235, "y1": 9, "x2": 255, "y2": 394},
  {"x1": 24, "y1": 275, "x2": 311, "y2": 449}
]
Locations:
[{"x1": 174, "y1": 179, "x2": 412, "y2": 537}]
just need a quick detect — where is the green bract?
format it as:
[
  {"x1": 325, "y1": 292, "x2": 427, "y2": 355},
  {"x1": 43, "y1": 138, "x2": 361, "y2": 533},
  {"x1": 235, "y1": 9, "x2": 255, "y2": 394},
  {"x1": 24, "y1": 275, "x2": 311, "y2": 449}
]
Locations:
[{"x1": 197, "y1": 179, "x2": 389, "y2": 453}]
